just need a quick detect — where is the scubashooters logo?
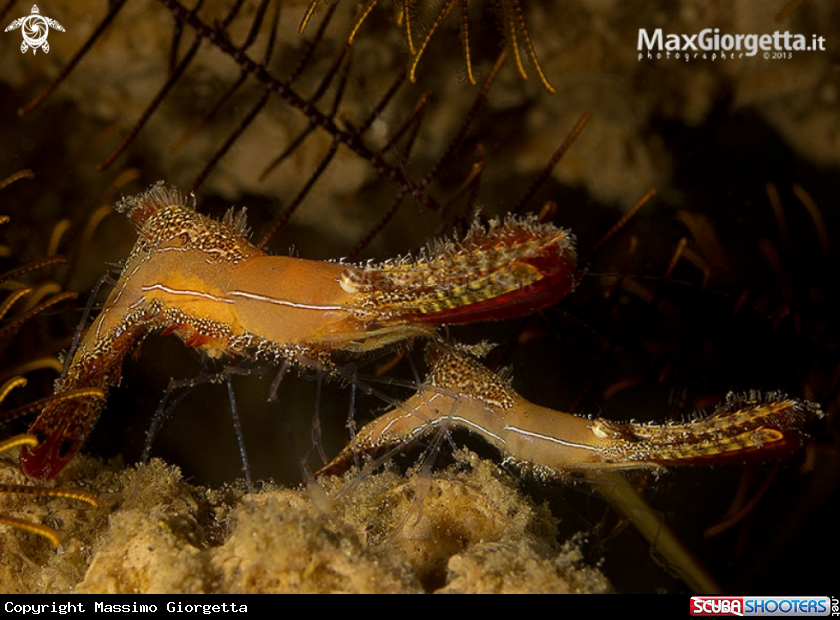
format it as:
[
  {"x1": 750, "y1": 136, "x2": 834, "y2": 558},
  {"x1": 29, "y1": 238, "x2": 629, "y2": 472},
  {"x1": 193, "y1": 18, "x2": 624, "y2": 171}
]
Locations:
[{"x1": 690, "y1": 596, "x2": 831, "y2": 617}]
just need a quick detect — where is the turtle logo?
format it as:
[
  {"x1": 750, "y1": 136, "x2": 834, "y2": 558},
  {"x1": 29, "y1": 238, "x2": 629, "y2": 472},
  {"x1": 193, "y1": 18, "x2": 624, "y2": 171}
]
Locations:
[{"x1": 4, "y1": 5, "x2": 65, "y2": 55}]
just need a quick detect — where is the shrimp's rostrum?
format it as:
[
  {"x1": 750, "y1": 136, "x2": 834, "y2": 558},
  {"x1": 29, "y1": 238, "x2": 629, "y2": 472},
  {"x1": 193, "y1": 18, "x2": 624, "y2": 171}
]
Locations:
[{"x1": 21, "y1": 183, "x2": 578, "y2": 480}]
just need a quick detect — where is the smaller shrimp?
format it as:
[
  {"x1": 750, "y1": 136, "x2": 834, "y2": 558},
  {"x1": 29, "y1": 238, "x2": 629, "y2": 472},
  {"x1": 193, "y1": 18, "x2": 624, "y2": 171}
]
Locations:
[
  {"x1": 317, "y1": 343, "x2": 822, "y2": 594},
  {"x1": 319, "y1": 342, "x2": 823, "y2": 478},
  {"x1": 21, "y1": 183, "x2": 578, "y2": 480}
]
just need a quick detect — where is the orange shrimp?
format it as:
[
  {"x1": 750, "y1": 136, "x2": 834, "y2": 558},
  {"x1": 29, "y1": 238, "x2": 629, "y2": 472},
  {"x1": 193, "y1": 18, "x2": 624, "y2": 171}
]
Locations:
[
  {"x1": 317, "y1": 343, "x2": 823, "y2": 594},
  {"x1": 21, "y1": 183, "x2": 577, "y2": 480},
  {"x1": 319, "y1": 343, "x2": 823, "y2": 478}
]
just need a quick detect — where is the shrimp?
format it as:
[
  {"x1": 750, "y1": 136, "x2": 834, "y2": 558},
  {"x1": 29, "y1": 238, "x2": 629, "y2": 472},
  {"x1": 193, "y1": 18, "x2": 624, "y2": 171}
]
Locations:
[
  {"x1": 319, "y1": 342, "x2": 823, "y2": 478},
  {"x1": 21, "y1": 182, "x2": 577, "y2": 480}
]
